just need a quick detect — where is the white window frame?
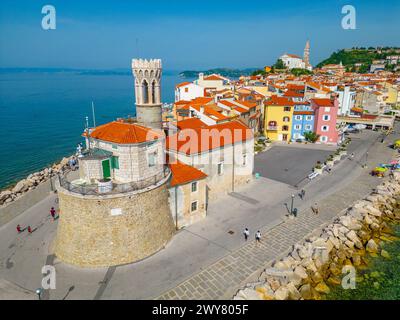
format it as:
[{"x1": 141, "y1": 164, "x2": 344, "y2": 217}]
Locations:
[
  {"x1": 306, "y1": 115, "x2": 313, "y2": 121},
  {"x1": 323, "y1": 114, "x2": 330, "y2": 121},
  {"x1": 305, "y1": 125, "x2": 312, "y2": 131},
  {"x1": 191, "y1": 200, "x2": 198, "y2": 212},
  {"x1": 321, "y1": 125, "x2": 329, "y2": 132},
  {"x1": 217, "y1": 162, "x2": 224, "y2": 175},
  {"x1": 148, "y1": 152, "x2": 157, "y2": 167},
  {"x1": 191, "y1": 181, "x2": 198, "y2": 193},
  {"x1": 320, "y1": 136, "x2": 328, "y2": 142},
  {"x1": 295, "y1": 115, "x2": 302, "y2": 121},
  {"x1": 294, "y1": 124, "x2": 301, "y2": 130},
  {"x1": 324, "y1": 107, "x2": 331, "y2": 112}
]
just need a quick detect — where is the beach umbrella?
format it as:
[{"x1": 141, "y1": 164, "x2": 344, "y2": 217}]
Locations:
[
  {"x1": 374, "y1": 167, "x2": 387, "y2": 172},
  {"x1": 390, "y1": 160, "x2": 398, "y2": 165}
]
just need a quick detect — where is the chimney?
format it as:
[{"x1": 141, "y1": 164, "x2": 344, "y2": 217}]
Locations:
[
  {"x1": 200, "y1": 106, "x2": 204, "y2": 114},
  {"x1": 199, "y1": 73, "x2": 204, "y2": 81}
]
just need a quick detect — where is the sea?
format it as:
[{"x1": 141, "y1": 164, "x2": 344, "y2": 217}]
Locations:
[{"x1": 0, "y1": 70, "x2": 190, "y2": 189}]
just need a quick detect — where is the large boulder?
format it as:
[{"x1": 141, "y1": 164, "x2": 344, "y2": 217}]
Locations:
[
  {"x1": 294, "y1": 265, "x2": 308, "y2": 279},
  {"x1": 314, "y1": 281, "x2": 330, "y2": 294},
  {"x1": 366, "y1": 239, "x2": 379, "y2": 253},
  {"x1": 12, "y1": 180, "x2": 28, "y2": 193},
  {"x1": 274, "y1": 287, "x2": 289, "y2": 300},
  {"x1": 236, "y1": 288, "x2": 263, "y2": 300}
]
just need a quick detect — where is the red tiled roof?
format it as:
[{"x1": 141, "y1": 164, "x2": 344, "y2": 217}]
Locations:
[
  {"x1": 169, "y1": 160, "x2": 207, "y2": 187},
  {"x1": 204, "y1": 74, "x2": 226, "y2": 81},
  {"x1": 176, "y1": 82, "x2": 191, "y2": 88},
  {"x1": 86, "y1": 121, "x2": 160, "y2": 144},
  {"x1": 293, "y1": 111, "x2": 314, "y2": 115},
  {"x1": 264, "y1": 95, "x2": 295, "y2": 106},
  {"x1": 167, "y1": 120, "x2": 253, "y2": 155},
  {"x1": 311, "y1": 98, "x2": 333, "y2": 107},
  {"x1": 176, "y1": 118, "x2": 209, "y2": 130}
]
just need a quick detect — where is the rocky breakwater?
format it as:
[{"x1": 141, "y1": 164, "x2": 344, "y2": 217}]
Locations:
[
  {"x1": 0, "y1": 156, "x2": 74, "y2": 207},
  {"x1": 234, "y1": 174, "x2": 400, "y2": 300}
]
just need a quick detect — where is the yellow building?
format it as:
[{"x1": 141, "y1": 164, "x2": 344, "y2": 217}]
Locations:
[
  {"x1": 263, "y1": 96, "x2": 294, "y2": 142},
  {"x1": 383, "y1": 81, "x2": 399, "y2": 105}
]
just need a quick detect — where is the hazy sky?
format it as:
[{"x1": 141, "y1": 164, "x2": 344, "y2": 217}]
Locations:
[{"x1": 0, "y1": 0, "x2": 399, "y2": 70}]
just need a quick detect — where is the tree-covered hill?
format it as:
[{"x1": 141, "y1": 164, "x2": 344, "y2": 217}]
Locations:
[{"x1": 316, "y1": 48, "x2": 400, "y2": 68}]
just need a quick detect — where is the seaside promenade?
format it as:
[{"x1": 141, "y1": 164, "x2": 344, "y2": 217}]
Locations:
[{"x1": 0, "y1": 126, "x2": 397, "y2": 300}]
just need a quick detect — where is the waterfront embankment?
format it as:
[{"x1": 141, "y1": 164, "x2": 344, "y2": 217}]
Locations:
[{"x1": 234, "y1": 174, "x2": 400, "y2": 300}]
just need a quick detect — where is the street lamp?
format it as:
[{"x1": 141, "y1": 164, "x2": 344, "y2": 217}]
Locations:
[
  {"x1": 35, "y1": 288, "x2": 43, "y2": 300},
  {"x1": 290, "y1": 194, "x2": 295, "y2": 215}
]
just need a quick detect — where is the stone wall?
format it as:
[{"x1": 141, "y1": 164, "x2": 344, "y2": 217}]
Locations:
[
  {"x1": 54, "y1": 178, "x2": 175, "y2": 267},
  {"x1": 234, "y1": 174, "x2": 400, "y2": 300}
]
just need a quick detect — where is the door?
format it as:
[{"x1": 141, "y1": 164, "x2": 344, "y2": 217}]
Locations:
[
  {"x1": 282, "y1": 134, "x2": 288, "y2": 141},
  {"x1": 102, "y1": 159, "x2": 111, "y2": 179}
]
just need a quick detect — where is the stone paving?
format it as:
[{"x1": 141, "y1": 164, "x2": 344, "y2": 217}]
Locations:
[{"x1": 156, "y1": 133, "x2": 396, "y2": 300}]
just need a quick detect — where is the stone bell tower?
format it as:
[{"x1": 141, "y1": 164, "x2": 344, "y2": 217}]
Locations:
[{"x1": 132, "y1": 58, "x2": 162, "y2": 130}]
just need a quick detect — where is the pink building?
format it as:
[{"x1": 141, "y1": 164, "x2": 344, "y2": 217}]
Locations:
[{"x1": 311, "y1": 98, "x2": 339, "y2": 144}]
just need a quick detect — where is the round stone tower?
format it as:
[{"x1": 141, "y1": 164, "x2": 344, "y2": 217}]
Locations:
[{"x1": 132, "y1": 58, "x2": 163, "y2": 130}]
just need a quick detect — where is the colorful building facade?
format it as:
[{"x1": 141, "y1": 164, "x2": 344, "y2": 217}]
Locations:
[
  {"x1": 263, "y1": 96, "x2": 294, "y2": 142},
  {"x1": 291, "y1": 102, "x2": 315, "y2": 141},
  {"x1": 311, "y1": 98, "x2": 339, "y2": 144}
]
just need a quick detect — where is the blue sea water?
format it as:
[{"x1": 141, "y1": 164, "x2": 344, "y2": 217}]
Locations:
[{"x1": 0, "y1": 71, "x2": 185, "y2": 189}]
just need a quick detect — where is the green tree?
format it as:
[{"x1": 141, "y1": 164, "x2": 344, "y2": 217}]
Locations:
[
  {"x1": 290, "y1": 68, "x2": 312, "y2": 76},
  {"x1": 304, "y1": 131, "x2": 320, "y2": 143},
  {"x1": 358, "y1": 64, "x2": 370, "y2": 73},
  {"x1": 251, "y1": 69, "x2": 266, "y2": 76},
  {"x1": 273, "y1": 59, "x2": 286, "y2": 70}
]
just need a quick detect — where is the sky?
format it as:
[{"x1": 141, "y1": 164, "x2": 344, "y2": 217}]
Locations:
[{"x1": 0, "y1": 0, "x2": 399, "y2": 71}]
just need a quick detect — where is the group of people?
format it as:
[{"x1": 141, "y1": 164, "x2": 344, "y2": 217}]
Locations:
[
  {"x1": 68, "y1": 157, "x2": 78, "y2": 171},
  {"x1": 16, "y1": 207, "x2": 58, "y2": 234},
  {"x1": 243, "y1": 228, "x2": 261, "y2": 243}
]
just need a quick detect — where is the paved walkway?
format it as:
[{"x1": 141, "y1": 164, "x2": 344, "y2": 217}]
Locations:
[{"x1": 156, "y1": 132, "x2": 397, "y2": 300}]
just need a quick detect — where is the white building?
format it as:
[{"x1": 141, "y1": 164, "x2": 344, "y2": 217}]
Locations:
[
  {"x1": 194, "y1": 73, "x2": 232, "y2": 95},
  {"x1": 175, "y1": 81, "x2": 204, "y2": 102},
  {"x1": 280, "y1": 54, "x2": 306, "y2": 70},
  {"x1": 336, "y1": 86, "x2": 356, "y2": 116}
]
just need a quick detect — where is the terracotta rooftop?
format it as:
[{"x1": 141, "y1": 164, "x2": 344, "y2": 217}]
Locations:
[
  {"x1": 169, "y1": 160, "x2": 207, "y2": 187},
  {"x1": 86, "y1": 120, "x2": 160, "y2": 144},
  {"x1": 310, "y1": 98, "x2": 334, "y2": 107},
  {"x1": 264, "y1": 95, "x2": 295, "y2": 106},
  {"x1": 167, "y1": 120, "x2": 253, "y2": 155}
]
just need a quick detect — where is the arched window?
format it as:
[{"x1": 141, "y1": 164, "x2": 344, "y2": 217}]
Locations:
[
  {"x1": 151, "y1": 80, "x2": 156, "y2": 103},
  {"x1": 142, "y1": 80, "x2": 149, "y2": 104},
  {"x1": 283, "y1": 116, "x2": 290, "y2": 122}
]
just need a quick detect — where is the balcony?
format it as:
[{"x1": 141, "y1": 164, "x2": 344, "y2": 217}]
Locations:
[
  {"x1": 267, "y1": 126, "x2": 278, "y2": 130},
  {"x1": 58, "y1": 166, "x2": 170, "y2": 196}
]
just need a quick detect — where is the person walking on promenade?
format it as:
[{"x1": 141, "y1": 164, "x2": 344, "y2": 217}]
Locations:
[
  {"x1": 50, "y1": 207, "x2": 56, "y2": 220},
  {"x1": 16, "y1": 224, "x2": 22, "y2": 233},
  {"x1": 243, "y1": 228, "x2": 250, "y2": 241},
  {"x1": 312, "y1": 203, "x2": 319, "y2": 215},
  {"x1": 255, "y1": 231, "x2": 261, "y2": 244},
  {"x1": 27, "y1": 226, "x2": 32, "y2": 234},
  {"x1": 300, "y1": 189, "x2": 306, "y2": 200}
]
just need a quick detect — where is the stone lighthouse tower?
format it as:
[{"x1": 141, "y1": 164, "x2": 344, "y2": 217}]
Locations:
[{"x1": 132, "y1": 59, "x2": 163, "y2": 130}]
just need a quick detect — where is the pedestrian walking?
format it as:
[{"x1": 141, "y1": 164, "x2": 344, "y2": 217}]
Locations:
[
  {"x1": 255, "y1": 231, "x2": 261, "y2": 243},
  {"x1": 243, "y1": 228, "x2": 250, "y2": 241},
  {"x1": 312, "y1": 203, "x2": 319, "y2": 215},
  {"x1": 50, "y1": 207, "x2": 56, "y2": 220},
  {"x1": 27, "y1": 226, "x2": 32, "y2": 233},
  {"x1": 300, "y1": 189, "x2": 306, "y2": 200},
  {"x1": 16, "y1": 224, "x2": 22, "y2": 233}
]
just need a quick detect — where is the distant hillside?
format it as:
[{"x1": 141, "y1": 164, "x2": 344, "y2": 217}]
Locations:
[
  {"x1": 316, "y1": 47, "x2": 400, "y2": 69},
  {"x1": 179, "y1": 68, "x2": 259, "y2": 79}
]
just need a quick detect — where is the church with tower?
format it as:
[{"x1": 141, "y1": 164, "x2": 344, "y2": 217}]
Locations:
[{"x1": 280, "y1": 40, "x2": 313, "y2": 71}]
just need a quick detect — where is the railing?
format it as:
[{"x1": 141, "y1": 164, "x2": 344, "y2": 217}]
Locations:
[{"x1": 58, "y1": 167, "x2": 170, "y2": 196}]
